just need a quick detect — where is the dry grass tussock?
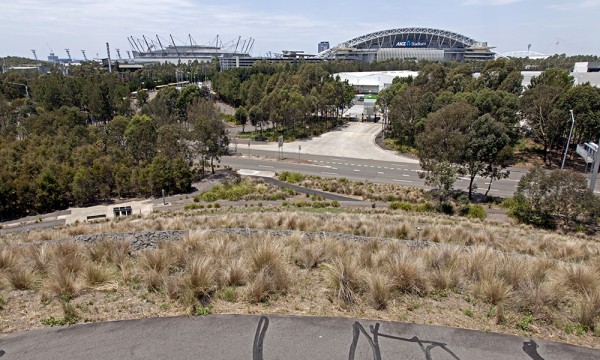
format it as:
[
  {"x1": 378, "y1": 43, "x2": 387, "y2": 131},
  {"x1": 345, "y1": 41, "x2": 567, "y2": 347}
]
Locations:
[
  {"x1": 2, "y1": 210, "x2": 600, "y2": 345},
  {"x1": 10, "y1": 209, "x2": 599, "y2": 267}
]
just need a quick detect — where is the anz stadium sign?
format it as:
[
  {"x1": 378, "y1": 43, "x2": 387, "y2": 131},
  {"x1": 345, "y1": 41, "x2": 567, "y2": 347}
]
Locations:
[{"x1": 394, "y1": 40, "x2": 427, "y2": 48}]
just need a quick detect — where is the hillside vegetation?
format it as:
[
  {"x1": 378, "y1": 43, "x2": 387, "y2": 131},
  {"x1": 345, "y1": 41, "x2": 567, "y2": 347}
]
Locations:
[{"x1": 1, "y1": 207, "x2": 599, "y2": 348}]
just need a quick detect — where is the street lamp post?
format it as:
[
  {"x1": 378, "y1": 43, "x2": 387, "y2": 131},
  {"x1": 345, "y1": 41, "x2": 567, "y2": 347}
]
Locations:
[{"x1": 561, "y1": 110, "x2": 576, "y2": 170}]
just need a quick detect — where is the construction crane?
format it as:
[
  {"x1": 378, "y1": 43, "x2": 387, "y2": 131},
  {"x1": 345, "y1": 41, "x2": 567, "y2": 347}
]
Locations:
[
  {"x1": 81, "y1": 50, "x2": 88, "y2": 61},
  {"x1": 115, "y1": 49, "x2": 122, "y2": 60},
  {"x1": 31, "y1": 50, "x2": 38, "y2": 61},
  {"x1": 65, "y1": 49, "x2": 72, "y2": 62}
]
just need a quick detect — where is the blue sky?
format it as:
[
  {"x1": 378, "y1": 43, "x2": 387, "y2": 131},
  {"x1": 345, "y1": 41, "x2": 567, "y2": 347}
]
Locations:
[{"x1": 1, "y1": 0, "x2": 599, "y2": 61}]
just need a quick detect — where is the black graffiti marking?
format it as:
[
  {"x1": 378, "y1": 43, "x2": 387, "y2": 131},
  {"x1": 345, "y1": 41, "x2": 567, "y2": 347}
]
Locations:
[
  {"x1": 253, "y1": 316, "x2": 269, "y2": 360},
  {"x1": 349, "y1": 322, "x2": 382, "y2": 360},
  {"x1": 349, "y1": 322, "x2": 461, "y2": 360},
  {"x1": 523, "y1": 340, "x2": 545, "y2": 360}
]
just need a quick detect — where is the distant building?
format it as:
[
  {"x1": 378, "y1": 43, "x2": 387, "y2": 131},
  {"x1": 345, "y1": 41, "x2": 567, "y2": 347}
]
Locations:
[
  {"x1": 318, "y1": 41, "x2": 330, "y2": 53},
  {"x1": 47, "y1": 52, "x2": 59, "y2": 63},
  {"x1": 316, "y1": 27, "x2": 495, "y2": 63},
  {"x1": 572, "y1": 62, "x2": 600, "y2": 88}
]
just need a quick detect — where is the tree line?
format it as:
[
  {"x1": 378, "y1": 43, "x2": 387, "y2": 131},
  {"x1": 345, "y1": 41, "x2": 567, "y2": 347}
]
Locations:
[
  {"x1": 212, "y1": 62, "x2": 356, "y2": 139},
  {"x1": 0, "y1": 66, "x2": 226, "y2": 220},
  {"x1": 377, "y1": 59, "x2": 600, "y2": 202}
]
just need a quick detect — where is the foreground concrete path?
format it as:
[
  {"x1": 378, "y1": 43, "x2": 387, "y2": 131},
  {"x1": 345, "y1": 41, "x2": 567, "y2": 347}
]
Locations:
[{"x1": 1, "y1": 314, "x2": 597, "y2": 359}]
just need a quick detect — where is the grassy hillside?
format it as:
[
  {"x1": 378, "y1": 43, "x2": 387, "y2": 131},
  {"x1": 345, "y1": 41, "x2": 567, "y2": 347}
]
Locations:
[{"x1": 1, "y1": 207, "x2": 599, "y2": 349}]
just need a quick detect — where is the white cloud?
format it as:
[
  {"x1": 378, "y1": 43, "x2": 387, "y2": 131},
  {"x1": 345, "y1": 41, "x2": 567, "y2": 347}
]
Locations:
[{"x1": 0, "y1": 0, "x2": 331, "y2": 56}]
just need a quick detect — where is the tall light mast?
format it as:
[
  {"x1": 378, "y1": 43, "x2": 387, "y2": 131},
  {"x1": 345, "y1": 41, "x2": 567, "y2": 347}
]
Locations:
[
  {"x1": 106, "y1": 42, "x2": 112, "y2": 73},
  {"x1": 81, "y1": 50, "x2": 88, "y2": 61},
  {"x1": 65, "y1": 49, "x2": 72, "y2": 62},
  {"x1": 31, "y1": 50, "x2": 38, "y2": 61}
]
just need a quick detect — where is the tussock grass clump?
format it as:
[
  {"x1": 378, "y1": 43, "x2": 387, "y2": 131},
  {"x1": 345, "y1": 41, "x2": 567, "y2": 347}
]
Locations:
[
  {"x1": 83, "y1": 263, "x2": 112, "y2": 286},
  {"x1": 49, "y1": 242, "x2": 87, "y2": 274},
  {"x1": 245, "y1": 237, "x2": 290, "y2": 302},
  {"x1": 220, "y1": 257, "x2": 246, "y2": 287},
  {"x1": 559, "y1": 264, "x2": 599, "y2": 295},
  {"x1": 46, "y1": 267, "x2": 79, "y2": 299},
  {"x1": 577, "y1": 291, "x2": 600, "y2": 330},
  {"x1": 385, "y1": 254, "x2": 428, "y2": 294},
  {"x1": 143, "y1": 269, "x2": 164, "y2": 292},
  {"x1": 140, "y1": 249, "x2": 172, "y2": 273},
  {"x1": 7, "y1": 267, "x2": 37, "y2": 290},
  {"x1": 0, "y1": 248, "x2": 17, "y2": 270},
  {"x1": 365, "y1": 272, "x2": 391, "y2": 310},
  {"x1": 513, "y1": 279, "x2": 561, "y2": 314},
  {"x1": 463, "y1": 246, "x2": 497, "y2": 281},
  {"x1": 183, "y1": 257, "x2": 216, "y2": 299},
  {"x1": 296, "y1": 241, "x2": 326, "y2": 269},
  {"x1": 474, "y1": 277, "x2": 512, "y2": 305},
  {"x1": 323, "y1": 257, "x2": 363, "y2": 304}
]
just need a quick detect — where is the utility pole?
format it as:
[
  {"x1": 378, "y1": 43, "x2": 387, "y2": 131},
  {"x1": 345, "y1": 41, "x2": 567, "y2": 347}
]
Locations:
[{"x1": 561, "y1": 110, "x2": 576, "y2": 170}]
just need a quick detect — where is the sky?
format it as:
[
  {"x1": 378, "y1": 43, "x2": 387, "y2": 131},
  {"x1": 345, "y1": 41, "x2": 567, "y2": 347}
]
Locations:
[{"x1": 1, "y1": 0, "x2": 599, "y2": 61}]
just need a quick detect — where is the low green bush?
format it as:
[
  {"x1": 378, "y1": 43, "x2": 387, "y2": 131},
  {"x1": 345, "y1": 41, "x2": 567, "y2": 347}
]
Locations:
[
  {"x1": 460, "y1": 204, "x2": 487, "y2": 220},
  {"x1": 277, "y1": 171, "x2": 306, "y2": 184}
]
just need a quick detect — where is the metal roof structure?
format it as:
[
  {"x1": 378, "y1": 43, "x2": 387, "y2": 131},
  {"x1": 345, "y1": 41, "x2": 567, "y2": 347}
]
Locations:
[{"x1": 316, "y1": 27, "x2": 487, "y2": 58}]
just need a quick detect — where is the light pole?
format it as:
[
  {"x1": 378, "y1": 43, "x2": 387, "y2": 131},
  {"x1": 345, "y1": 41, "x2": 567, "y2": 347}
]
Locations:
[{"x1": 561, "y1": 110, "x2": 576, "y2": 170}]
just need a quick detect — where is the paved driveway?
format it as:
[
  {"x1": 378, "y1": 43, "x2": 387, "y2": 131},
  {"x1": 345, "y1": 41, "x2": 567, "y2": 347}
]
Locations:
[{"x1": 249, "y1": 122, "x2": 419, "y2": 164}]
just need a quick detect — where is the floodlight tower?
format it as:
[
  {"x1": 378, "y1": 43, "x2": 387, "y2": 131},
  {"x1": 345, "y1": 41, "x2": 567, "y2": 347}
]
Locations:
[
  {"x1": 31, "y1": 50, "x2": 38, "y2": 61},
  {"x1": 106, "y1": 42, "x2": 112, "y2": 73},
  {"x1": 65, "y1": 49, "x2": 72, "y2": 62},
  {"x1": 115, "y1": 49, "x2": 122, "y2": 60},
  {"x1": 126, "y1": 50, "x2": 132, "y2": 59},
  {"x1": 81, "y1": 50, "x2": 88, "y2": 61}
]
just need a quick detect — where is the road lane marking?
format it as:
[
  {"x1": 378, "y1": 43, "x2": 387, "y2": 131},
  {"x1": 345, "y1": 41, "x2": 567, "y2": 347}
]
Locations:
[
  {"x1": 258, "y1": 165, "x2": 274, "y2": 168},
  {"x1": 402, "y1": 174, "x2": 410, "y2": 177},
  {"x1": 394, "y1": 179, "x2": 413, "y2": 183},
  {"x1": 377, "y1": 172, "x2": 384, "y2": 174},
  {"x1": 322, "y1": 172, "x2": 339, "y2": 175},
  {"x1": 354, "y1": 169, "x2": 360, "y2": 172}
]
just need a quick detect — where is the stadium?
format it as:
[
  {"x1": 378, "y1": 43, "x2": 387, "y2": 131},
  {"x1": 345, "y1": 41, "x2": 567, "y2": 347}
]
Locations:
[{"x1": 316, "y1": 27, "x2": 495, "y2": 62}]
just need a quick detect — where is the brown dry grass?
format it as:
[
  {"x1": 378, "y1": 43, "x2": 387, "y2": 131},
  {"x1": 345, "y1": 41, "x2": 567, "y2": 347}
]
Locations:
[{"x1": 1, "y1": 209, "x2": 600, "y2": 348}]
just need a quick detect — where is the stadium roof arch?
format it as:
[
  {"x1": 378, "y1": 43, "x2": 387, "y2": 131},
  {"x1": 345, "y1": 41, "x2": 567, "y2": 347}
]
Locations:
[
  {"x1": 501, "y1": 51, "x2": 550, "y2": 60},
  {"x1": 316, "y1": 27, "x2": 493, "y2": 61}
]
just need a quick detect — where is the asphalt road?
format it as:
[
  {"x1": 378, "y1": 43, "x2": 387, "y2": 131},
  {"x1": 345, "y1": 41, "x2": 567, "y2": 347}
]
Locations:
[
  {"x1": 222, "y1": 151, "x2": 527, "y2": 198},
  {"x1": 1, "y1": 314, "x2": 597, "y2": 359}
]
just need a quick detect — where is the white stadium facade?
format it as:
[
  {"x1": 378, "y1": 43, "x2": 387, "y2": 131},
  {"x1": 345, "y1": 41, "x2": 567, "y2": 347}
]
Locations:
[{"x1": 316, "y1": 27, "x2": 495, "y2": 63}]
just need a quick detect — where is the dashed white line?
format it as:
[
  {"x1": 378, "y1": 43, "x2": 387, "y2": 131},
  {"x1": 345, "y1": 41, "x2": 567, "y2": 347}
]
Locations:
[
  {"x1": 394, "y1": 179, "x2": 413, "y2": 183},
  {"x1": 377, "y1": 172, "x2": 385, "y2": 175},
  {"x1": 402, "y1": 174, "x2": 410, "y2": 177},
  {"x1": 258, "y1": 165, "x2": 274, "y2": 168},
  {"x1": 354, "y1": 169, "x2": 361, "y2": 172},
  {"x1": 322, "y1": 172, "x2": 339, "y2": 175}
]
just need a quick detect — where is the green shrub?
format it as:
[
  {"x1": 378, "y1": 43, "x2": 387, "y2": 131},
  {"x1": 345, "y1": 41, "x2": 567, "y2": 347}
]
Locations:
[
  {"x1": 185, "y1": 203, "x2": 205, "y2": 210},
  {"x1": 460, "y1": 204, "x2": 487, "y2": 219},
  {"x1": 440, "y1": 202, "x2": 455, "y2": 215},
  {"x1": 278, "y1": 171, "x2": 306, "y2": 184}
]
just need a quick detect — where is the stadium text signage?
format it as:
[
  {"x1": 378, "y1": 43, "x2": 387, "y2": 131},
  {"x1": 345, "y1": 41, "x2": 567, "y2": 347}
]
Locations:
[{"x1": 394, "y1": 40, "x2": 427, "y2": 48}]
